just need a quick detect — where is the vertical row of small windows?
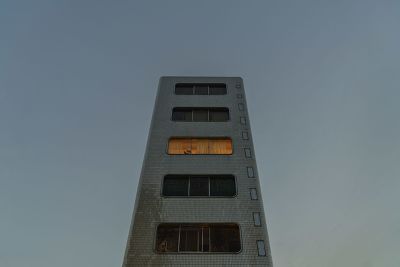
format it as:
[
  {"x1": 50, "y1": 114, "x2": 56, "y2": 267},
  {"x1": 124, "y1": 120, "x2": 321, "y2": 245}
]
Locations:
[
  {"x1": 175, "y1": 83, "x2": 227, "y2": 95},
  {"x1": 235, "y1": 85, "x2": 267, "y2": 257}
]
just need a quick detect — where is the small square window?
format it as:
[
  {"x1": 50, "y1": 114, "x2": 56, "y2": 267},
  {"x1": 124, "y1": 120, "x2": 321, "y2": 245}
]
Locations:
[
  {"x1": 236, "y1": 94, "x2": 243, "y2": 99},
  {"x1": 253, "y1": 212, "x2": 262, "y2": 226},
  {"x1": 238, "y1": 103, "x2": 244, "y2": 111},
  {"x1": 235, "y1": 83, "x2": 241, "y2": 89},
  {"x1": 257, "y1": 240, "x2": 266, "y2": 256},
  {"x1": 250, "y1": 188, "x2": 258, "y2": 200},
  {"x1": 240, "y1": 117, "x2": 246, "y2": 125},
  {"x1": 247, "y1": 167, "x2": 255, "y2": 178},
  {"x1": 242, "y1": 131, "x2": 249, "y2": 140},
  {"x1": 244, "y1": 148, "x2": 252, "y2": 158}
]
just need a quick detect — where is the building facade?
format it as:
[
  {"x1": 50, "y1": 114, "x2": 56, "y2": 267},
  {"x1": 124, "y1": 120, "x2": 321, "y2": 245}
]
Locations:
[{"x1": 123, "y1": 77, "x2": 273, "y2": 266}]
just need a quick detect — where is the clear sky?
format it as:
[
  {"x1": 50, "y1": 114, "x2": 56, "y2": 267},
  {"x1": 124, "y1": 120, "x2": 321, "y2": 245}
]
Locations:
[{"x1": 1, "y1": 1, "x2": 399, "y2": 266}]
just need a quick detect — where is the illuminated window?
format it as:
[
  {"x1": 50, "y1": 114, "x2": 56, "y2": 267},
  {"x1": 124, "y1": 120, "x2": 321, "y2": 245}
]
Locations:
[
  {"x1": 156, "y1": 223, "x2": 241, "y2": 253},
  {"x1": 168, "y1": 138, "x2": 232, "y2": 155},
  {"x1": 175, "y1": 83, "x2": 227, "y2": 95},
  {"x1": 163, "y1": 175, "x2": 236, "y2": 197},
  {"x1": 172, "y1": 108, "x2": 229, "y2": 122}
]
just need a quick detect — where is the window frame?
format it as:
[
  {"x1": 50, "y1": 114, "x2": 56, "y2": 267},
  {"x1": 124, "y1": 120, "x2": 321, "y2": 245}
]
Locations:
[
  {"x1": 175, "y1": 83, "x2": 227, "y2": 95},
  {"x1": 171, "y1": 107, "x2": 230, "y2": 122},
  {"x1": 154, "y1": 223, "x2": 242, "y2": 254},
  {"x1": 161, "y1": 175, "x2": 237, "y2": 198},
  {"x1": 167, "y1": 137, "x2": 234, "y2": 155}
]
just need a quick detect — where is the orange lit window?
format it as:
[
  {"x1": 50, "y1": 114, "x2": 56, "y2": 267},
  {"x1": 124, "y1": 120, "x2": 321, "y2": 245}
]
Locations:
[{"x1": 168, "y1": 138, "x2": 232, "y2": 155}]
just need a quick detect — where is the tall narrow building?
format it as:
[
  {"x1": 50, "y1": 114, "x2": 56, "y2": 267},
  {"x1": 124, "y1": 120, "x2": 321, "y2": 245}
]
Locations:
[{"x1": 123, "y1": 77, "x2": 273, "y2": 266}]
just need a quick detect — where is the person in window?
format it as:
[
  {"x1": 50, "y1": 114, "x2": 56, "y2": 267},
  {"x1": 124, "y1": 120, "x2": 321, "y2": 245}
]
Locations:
[{"x1": 158, "y1": 239, "x2": 168, "y2": 252}]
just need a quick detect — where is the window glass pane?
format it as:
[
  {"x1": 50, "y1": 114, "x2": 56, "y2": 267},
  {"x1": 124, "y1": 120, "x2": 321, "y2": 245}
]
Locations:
[
  {"x1": 208, "y1": 139, "x2": 232, "y2": 154},
  {"x1": 163, "y1": 176, "x2": 188, "y2": 196},
  {"x1": 210, "y1": 224, "x2": 241, "y2": 252},
  {"x1": 250, "y1": 188, "x2": 258, "y2": 200},
  {"x1": 209, "y1": 84, "x2": 227, "y2": 95},
  {"x1": 202, "y1": 226, "x2": 210, "y2": 252},
  {"x1": 156, "y1": 224, "x2": 179, "y2": 252},
  {"x1": 172, "y1": 109, "x2": 192, "y2": 121},
  {"x1": 169, "y1": 138, "x2": 231, "y2": 155},
  {"x1": 191, "y1": 139, "x2": 209, "y2": 154},
  {"x1": 247, "y1": 167, "x2": 255, "y2": 178},
  {"x1": 179, "y1": 225, "x2": 202, "y2": 251},
  {"x1": 193, "y1": 109, "x2": 209, "y2": 122},
  {"x1": 189, "y1": 176, "x2": 209, "y2": 196},
  {"x1": 168, "y1": 139, "x2": 192, "y2": 154},
  {"x1": 175, "y1": 84, "x2": 193, "y2": 95},
  {"x1": 253, "y1": 212, "x2": 262, "y2": 226},
  {"x1": 194, "y1": 85, "x2": 208, "y2": 95},
  {"x1": 210, "y1": 176, "x2": 236, "y2": 196},
  {"x1": 257, "y1": 240, "x2": 266, "y2": 256},
  {"x1": 209, "y1": 109, "x2": 229, "y2": 122}
]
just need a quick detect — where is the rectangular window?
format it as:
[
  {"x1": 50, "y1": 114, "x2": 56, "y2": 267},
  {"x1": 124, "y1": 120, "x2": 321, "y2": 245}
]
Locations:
[
  {"x1": 168, "y1": 138, "x2": 232, "y2": 155},
  {"x1": 250, "y1": 188, "x2": 258, "y2": 200},
  {"x1": 163, "y1": 176, "x2": 189, "y2": 196},
  {"x1": 238, "y1": 103, "x2": 244, "y2": 111},
  {"x1": 172, "y1": 108, "x2": 229, "y2": 122},
  {"x1": 163, "y1": 175, "x2": 236, "y2": 197},
  {"x1": 175, "y1": 83, "x2": 227, "y2": 95},
  {"x1": 156, "y1": 223, "x2": 241, "y2": 253},
  {"x1": 240, "y1": 117, "x2": 246, "y2": 125},
  {"x1": 244, "y1": 148, "x2": 252, "y2": 158},
  {"x1": 247, "y1": 167, "x2": 255, "y2": 178},
  {"x1": 242, "y1": 131, "x2": 249, "y2": 140},
  {"x1": 253, "y1": 212, "x2": 262, "y2": 226},
  {"x1": 257, "y1": 240, "x2": 266, "y2": 256}
]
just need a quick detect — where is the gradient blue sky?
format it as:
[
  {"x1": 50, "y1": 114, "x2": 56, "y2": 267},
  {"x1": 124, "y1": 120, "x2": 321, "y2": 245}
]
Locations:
[{"x1": 1, "y1": 1, "x2": 399, "y2": 266}]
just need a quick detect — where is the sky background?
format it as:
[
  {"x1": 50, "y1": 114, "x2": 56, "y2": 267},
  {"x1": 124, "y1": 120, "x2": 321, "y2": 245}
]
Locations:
[{"x1": 1, "y1": 1, "x2": 400, "y2": 266}]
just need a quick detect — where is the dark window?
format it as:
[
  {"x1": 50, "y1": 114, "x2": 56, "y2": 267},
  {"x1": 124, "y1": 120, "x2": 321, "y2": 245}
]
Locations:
[
  {"x1": 175, "y1": 83, "x2": 227, "y2": 95},
  {"x1": 209, "y1": 84, "x2": 227, "y2": 95},
  {"x1": 210, "y1": 176, "x2": 236, "y2": 196},
  {"x1": 175, "y1": 84, "x2": 193, "y2": 95},
  {"x1": 163, "y1": 176, "x2": 189, "y2": 196},
  {"x1": 156, "y1": 223, "x2": 241, "y2": 253},
  {"x1": 172, "y1": 108, "x2": 229, "y2": 122},
  {"x1": 162, "y1": 175, "x2": 236, "y2": 197},
  {"x1": 193, "y1": 109, "x2": 209, "y2": 122},
  {"x1": 172, "y1": 109, "x2": 192, "y2": 121},
  {"x1": 210, "y1": 224, "x2": 241, "y2": 252},
  {"x1": 156, "y1": 224, "x2": 180, "y2": 252},
  {"x1": 189, "y1": 176, "x2": 209, "y2": 196},
  {"x1": 209, "y1": 108, "x2": 229, "y2": 122},
  {"x1": 194, "y1": 85, "x2": 208, "y2": 95}
]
